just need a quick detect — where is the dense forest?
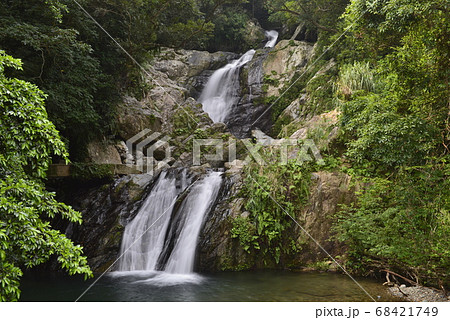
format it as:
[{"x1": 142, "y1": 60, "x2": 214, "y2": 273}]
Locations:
[{"x1": 0, "y1": 0, "x2": 449, "y2": 301}]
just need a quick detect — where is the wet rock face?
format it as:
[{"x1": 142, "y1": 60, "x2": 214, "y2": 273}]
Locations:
[
  {"x1": 66, "y1": 174, "x2": 155, "y2": 272},
  {"x1": 225, "y1": 49, "x2": 273, "y2": 138},
  {"x1": 197, "y1": 171, "x2": 254, "y2": 271}
]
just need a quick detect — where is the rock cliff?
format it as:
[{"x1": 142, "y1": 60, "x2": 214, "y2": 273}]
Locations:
[{"x1": 60, "y1": 37, "x2": 347, "y2": 273}]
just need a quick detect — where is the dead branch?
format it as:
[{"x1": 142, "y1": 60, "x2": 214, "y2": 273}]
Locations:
[{"x1": 382, "y1": 269, "x2": 418, "y2": 286}]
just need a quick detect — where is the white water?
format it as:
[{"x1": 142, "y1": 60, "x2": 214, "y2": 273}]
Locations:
[
  {"x1": 264, "y1": 30, "x2": 279, "y2": 48},
  {"x1": 198, "y1": 50, "x2": 256, "y2": 123},
  {"x1": 199, "y1": 30, "x2": 279, "y2": 123},
  {"x1": 164, "y1": 171, "x2": 223, "y2": 274},
  {"x1": 117, "y1": 171, "x2": 185, "y2": 271},
  {"x1": 116, "y1": 171, "x2": 223, "y2": 278}
]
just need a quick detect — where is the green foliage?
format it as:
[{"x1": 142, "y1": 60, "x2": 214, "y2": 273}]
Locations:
[
  {"x1": 0, "y1": 51, "x2": 92, "y2": 301},
  {"x1": 338, "y1": 0, "x2": 448, "y2": 172},
  {"x1": 232, "y1": 151, "x2": 311, "y2": 264},
  {"x1": 230, "y1": 216, "x2": 259, "y2": 252},
  {"x1": 335, "y1": 161, "x2": 450, "y2": 286},
  {"x1": 264, "y1": 0, "x2": 348, "y2": 36},
  {"x1": 0, "y1": 0, "x2": 106, "y2": 157},
  {"x1": 334, "y1": 0, "x2": 450, "y2": 288},
  {"x1": 340, "y1": 91, "x2": 437, "y2": 170},
  {"x1": 71, "y1": 163, "x2": 115, "y2": 181},
  {"x1": 207, "y1": 6, "x2": 254, "y2": 52},
  {"x1": 0, "y1": 51, "x2": 68, "y2": 179},
  {"x1": 335, "y1": 61, "x2": 375, "y2": 99}
]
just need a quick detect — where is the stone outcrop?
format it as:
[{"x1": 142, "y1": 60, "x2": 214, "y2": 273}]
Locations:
[
  {"x1": 86, "y1": 141, "x2": 123, "y2": 165},
  {"x1": 225, "y1": 48, "x2": 273, "y2": 138},
  {"x1": 116, "y1": 96, "x2": 163, "y2": 141},
  {"x1": 263, "y1": 40, "x2": 315, "y2": 96},
  {"x1": 62, "y1": 174, "x2": 155, "y2": 272},
  {"x1": 113, "y1": 47, "x2": 235, "y2": 143},
  {"x1": 289, "y1": 109, "x2": 340, "y2": 150},
  {"x1": 242, "y1": 21, "x2": 266, "y2": 49},
  {"x1": 294, "y1": 171, "x2": 355, "y2": 265},
  {"x1": 196, "y1": 167, "x2": 356, "y2": 271}
]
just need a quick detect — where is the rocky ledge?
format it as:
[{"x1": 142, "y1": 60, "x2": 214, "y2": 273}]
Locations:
[{"x1": 389, "y1": 285, "x2": 449, "y2": 302}]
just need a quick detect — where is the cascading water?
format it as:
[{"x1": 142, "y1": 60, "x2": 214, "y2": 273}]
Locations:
[
  {"x1": 264, "y1": 30, "x2": 278, "y2": 48},
  {"x1": 164, "y1": 171, "x2": 223, "y2": 274},
  {"x1": 199, "y1": 30, "x2": 279, "y2": 124},
  {"x1": 116, "y1": 171, "x2": 223, "y2": 277},
  {"x1": 117, "y1": 171, "x2": 187, "y2": 271},
  {"x1": 198, "y1": 50, "x2": 256, "y2": 123},
  {"x1": 115, "y1": 30, "x2": 278, "y2": 280},
  {"x1": 264, "y1": 30, "x2": 279, "y2": 48}
]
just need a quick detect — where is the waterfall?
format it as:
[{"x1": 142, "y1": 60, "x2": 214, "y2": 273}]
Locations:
[
  {"x1": 117, "y1": 171, "x2": 186, "y2": 271},
  {"x1": 117, "y1": 171, "x2": 223, "y2": 276},
  {"x1": 199, "y1": 30, "x2": 279, "y2": 124},
  {"x1": 264, "y1": 30, "x2": 279, "y2": 48},
  {"x1": 198, "y1": 50, "x2": 256, "y2": 123},
  {"x1": 164, "y1": 171, "x2": 223, "y2": 274}
]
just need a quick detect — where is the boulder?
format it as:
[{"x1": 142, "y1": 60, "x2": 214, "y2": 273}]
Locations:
[
  {"x1": 263, "y1": 40, "x2": 315, "y2": 96},
  {"x1": 242, "y1": 21, "x2": 266, "y2": 49},
  {"x1": 295, "y1": 171, "x2": 356, "y2": 264},
  {"x1": 116, "y1": 96, "x2": 163, "y2": 141},
  {"x1": 86, "y1": 141, "x2": 122, "y2": 164}
]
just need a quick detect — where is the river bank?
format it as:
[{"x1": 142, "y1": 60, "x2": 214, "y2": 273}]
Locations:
[{"x1": 388, "y1": 285, "x2": 449, "y2": 302}]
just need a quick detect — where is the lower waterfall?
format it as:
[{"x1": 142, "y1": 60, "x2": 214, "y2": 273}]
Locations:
[
  {"x1": 117, "y1": 171, "x2": 187, "y2": 271},
  {"x1": 164, "y1": 171, "x2": 222, "y2": 274},
  {"x1": 116, "y1": 171, "x2": 223, "y2": 276}
]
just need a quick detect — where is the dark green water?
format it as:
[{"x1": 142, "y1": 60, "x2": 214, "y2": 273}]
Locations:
[{"x1": 20, "y1": 271, "x2": 400, "y2": 302}]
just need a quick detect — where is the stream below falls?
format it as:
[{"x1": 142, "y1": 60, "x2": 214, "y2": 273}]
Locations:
[{"x1": 20, "y1": 271, "x2": 400, "y2": 302}]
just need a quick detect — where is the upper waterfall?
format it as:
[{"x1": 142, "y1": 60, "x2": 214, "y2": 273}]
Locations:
[
  {"x1": 198, "y1": 50, "x2": 256, "y2": 123},
  {"x1": 264, "y1": 30, "x2": 279, "y2": 48},
  {"x1": 199, "y1": 30, "x2": 279, "y2": 124}
]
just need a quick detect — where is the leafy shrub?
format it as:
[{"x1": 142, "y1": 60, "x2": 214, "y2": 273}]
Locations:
[
  {"x1": 335, "y1": 61, "x2": 375, "y2": 99},
  {"x1": 232, "y1": 150, "x2": 311, "y2": 265},
  {"x1": 335, "y1": 161, "x2": 450, "y2": 287}
]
